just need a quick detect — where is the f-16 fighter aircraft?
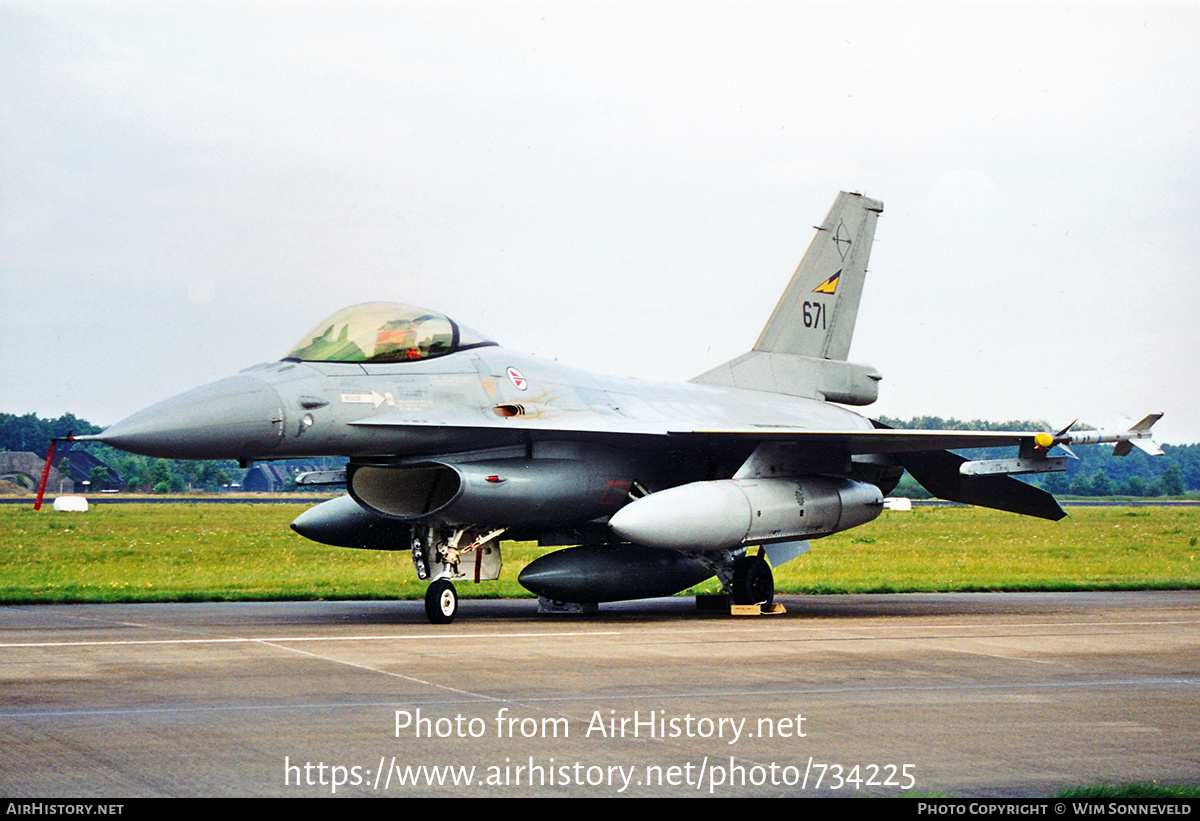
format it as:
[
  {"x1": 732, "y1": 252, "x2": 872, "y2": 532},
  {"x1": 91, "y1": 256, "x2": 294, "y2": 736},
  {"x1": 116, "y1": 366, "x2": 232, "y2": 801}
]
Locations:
[{"x1": 82, "y1": 192, "x2": 1163, "y2": 623}]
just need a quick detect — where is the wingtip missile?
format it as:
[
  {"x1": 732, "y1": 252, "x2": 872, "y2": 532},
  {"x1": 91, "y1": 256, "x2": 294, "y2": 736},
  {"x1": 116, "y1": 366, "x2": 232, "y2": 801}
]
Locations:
[{"x1": 1043, "y1": 413, "x2": 1164, "y2": 457}]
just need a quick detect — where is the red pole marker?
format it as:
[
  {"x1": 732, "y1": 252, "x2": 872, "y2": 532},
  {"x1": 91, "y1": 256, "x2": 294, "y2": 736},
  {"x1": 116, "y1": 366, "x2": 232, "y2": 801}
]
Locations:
[{"x1": 33, "y1": 439, "x2": 59, "y2": 511}]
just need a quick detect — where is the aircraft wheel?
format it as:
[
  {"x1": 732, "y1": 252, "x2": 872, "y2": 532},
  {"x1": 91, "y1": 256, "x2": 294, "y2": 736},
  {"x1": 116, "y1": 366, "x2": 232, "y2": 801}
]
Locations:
[
  {"x1": 425, "y1": 579, "x2": 458, "y2": 624},
  {"x1": 732, "y1": 556, "x2": 774, "y2": 606}
]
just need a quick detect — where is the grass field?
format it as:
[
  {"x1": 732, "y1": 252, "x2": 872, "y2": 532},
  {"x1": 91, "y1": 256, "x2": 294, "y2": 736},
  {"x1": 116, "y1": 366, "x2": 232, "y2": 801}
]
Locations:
[{"x1": 1, "y1": 502, "x2": 1197, "y2": 604}]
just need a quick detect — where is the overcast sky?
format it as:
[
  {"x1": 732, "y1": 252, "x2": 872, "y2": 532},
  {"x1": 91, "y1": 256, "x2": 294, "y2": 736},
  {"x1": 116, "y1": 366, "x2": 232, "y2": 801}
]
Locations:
[{"x1": 3, "y1": 1, "x2": 1198, "y2": 444}]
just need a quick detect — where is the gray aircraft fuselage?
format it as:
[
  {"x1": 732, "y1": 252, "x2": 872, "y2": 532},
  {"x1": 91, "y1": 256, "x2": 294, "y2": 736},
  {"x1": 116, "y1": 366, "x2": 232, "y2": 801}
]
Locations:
[{"x1": 99, "y1": 345, "x2": 874, "y2": 467}]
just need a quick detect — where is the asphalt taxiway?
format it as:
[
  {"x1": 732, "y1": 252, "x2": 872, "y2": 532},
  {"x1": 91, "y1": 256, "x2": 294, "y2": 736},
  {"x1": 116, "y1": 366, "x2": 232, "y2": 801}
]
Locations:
[{"x1": 1, "y1": 591, "x2": 1197, "y2": 797}]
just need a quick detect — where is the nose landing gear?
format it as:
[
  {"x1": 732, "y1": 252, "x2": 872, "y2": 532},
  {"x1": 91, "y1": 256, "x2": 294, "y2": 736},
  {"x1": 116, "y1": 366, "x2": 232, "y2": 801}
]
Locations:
[{"x1": 412, "y1": 524, "x2": 505, "y2": 624}]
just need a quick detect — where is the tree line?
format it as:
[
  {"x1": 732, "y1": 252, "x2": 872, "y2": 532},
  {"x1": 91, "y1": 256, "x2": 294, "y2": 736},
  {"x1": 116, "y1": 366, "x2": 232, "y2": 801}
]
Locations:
[{"x1": 0, "y1": 412, "x2": 238, "y2": 493}]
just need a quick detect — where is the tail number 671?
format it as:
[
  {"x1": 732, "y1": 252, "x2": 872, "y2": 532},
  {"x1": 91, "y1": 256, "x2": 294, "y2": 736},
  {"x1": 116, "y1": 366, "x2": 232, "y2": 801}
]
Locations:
[{"x1": 803, "y1": 300, "x2": 827, "y2": 330}]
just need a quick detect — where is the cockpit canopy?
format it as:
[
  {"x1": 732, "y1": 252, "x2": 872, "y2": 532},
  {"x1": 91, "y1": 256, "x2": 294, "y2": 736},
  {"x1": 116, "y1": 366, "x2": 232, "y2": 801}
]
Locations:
[{"x1": 283, "y1": 302, "x2": 496, "y2": 364}]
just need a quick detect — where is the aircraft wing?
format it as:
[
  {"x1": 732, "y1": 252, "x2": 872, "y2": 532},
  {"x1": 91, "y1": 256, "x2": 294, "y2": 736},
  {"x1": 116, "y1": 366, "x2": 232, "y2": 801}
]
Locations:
[
  {"x1": 665, "y1": 427, "x2": 1042, "y2": 454},
  {"x1": 351, "y1": 413, "x2": 1159, "y2": 460},
  {"x1": 351, "y1": 415, "x2": 1046, "y2": 454},
  {"x1": 349, "y1": 417, "x2": 1075, "y2": 521}
]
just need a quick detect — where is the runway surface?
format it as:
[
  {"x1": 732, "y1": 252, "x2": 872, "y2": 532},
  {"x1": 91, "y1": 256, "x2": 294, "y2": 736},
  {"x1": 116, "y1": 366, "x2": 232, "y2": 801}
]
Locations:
[{"x1": 1, "y1": 591, "x2": 1197, "y2": 797}]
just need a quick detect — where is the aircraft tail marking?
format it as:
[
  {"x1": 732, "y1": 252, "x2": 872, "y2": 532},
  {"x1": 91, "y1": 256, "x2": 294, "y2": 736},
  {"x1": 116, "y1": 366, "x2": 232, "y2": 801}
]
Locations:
[
  {"x1": 690, "y1": 191, "x2": 883, "y2": 405},
  {"x1": 811, "y1": 270, "x2": 841, "y2": 295},
  {"x1": 755, "y1": 190, "x2": 882, "y2": 361}
]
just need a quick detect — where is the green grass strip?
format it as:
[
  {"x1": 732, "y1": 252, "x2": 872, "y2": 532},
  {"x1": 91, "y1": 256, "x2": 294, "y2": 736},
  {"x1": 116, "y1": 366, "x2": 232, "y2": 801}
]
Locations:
[{"x1": 1, "y1": 503, "x2": 1197, "y2": 604}]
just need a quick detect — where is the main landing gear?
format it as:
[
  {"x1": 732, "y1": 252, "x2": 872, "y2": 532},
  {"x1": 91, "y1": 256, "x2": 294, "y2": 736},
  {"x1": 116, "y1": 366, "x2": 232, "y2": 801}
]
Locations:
[
  {"x1": 694, "y1": 548, "x2": 777, "y2": 612},
  {"x1": 731, "y1": 553, "x2": 774, "y2": 608}
]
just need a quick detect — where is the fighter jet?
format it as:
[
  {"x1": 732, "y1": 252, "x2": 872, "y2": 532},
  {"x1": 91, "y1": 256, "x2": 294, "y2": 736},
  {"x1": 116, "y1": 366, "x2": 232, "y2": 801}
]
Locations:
[{"x1": 82, "y1": 192, "x2": 1163, "y2": 623}]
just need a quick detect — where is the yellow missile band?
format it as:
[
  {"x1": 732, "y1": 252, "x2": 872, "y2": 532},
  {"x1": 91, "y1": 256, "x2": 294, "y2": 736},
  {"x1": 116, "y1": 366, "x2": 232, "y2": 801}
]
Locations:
[{"x1": 1034, "y1": 432, "x2": 1054, "y2": 448}]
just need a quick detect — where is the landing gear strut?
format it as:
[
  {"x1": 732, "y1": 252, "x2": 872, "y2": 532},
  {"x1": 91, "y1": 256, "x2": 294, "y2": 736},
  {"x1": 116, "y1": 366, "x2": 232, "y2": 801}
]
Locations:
[{"x1": 731, "y1": 555, "x2": 774, "y2": 607}]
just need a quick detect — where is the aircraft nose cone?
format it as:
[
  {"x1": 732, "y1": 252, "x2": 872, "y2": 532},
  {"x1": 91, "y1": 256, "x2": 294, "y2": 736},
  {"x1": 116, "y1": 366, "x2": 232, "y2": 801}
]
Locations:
[{"x1": 97, "y1": 375, "x2": 286, "y2": 460}]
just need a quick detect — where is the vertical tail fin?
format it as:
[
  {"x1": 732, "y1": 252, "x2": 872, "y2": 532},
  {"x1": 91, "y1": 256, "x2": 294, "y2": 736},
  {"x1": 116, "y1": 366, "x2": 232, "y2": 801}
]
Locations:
[
  {"x1": 691, "y1": 191, "x2": 884, "y2": 405},
  {"x1": 755, "y1": 191, "x2": 882, "y2": 361}
]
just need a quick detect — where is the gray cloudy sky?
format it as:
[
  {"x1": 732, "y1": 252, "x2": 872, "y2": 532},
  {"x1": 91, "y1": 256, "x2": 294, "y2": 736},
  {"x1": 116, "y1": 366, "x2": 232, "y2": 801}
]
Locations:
[{"x1": 3, "y1": 1, "x2": 1198, "y2": 443}]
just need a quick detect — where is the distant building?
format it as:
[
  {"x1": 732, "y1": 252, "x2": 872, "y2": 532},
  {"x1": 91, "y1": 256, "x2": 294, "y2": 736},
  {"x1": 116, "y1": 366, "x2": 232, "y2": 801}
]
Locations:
[
  {"x1": 241, "y1": 462, "x2": 333, "y2": 492},
  {"x1": 54, "y1": 448, "x2": 123, "y2": 492},
  {"x1": 0, "y1": 452, "x2": 66, "y2": 493},
  {"x1": 0, "y1": 449, "x2": 124, "y2": 494}
]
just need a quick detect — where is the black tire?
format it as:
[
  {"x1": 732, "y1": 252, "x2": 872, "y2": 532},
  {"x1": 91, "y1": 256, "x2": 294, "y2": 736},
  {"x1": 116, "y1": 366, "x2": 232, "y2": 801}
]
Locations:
[
  {"x1": 731, "y1": 556, "x2": 774, "y2": 607},
  {"x1": 425, "y1": 579, "x2": 458, "y2": 624}
]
